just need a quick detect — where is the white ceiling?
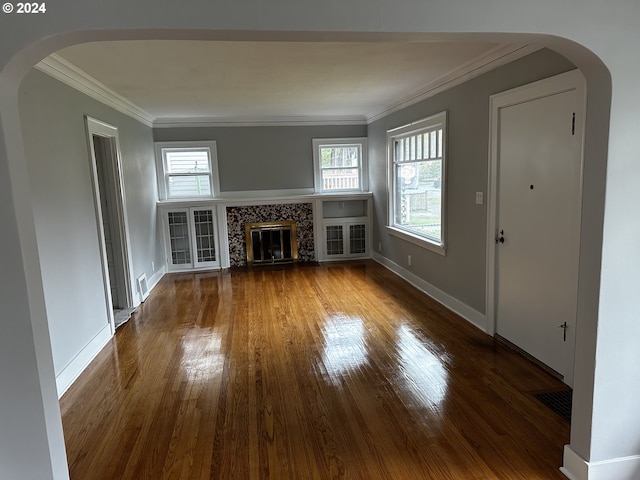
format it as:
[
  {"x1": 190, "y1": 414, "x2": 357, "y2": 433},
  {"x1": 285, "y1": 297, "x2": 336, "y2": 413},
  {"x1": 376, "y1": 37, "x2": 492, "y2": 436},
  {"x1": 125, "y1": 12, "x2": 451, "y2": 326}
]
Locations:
[{"x1": 47, "y1": 40, "x2": 534, "y2": 126}]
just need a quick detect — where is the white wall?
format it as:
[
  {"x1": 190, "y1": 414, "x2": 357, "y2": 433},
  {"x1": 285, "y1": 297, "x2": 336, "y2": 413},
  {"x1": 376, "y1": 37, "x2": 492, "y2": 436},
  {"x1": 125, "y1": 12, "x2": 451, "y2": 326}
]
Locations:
[{"x1": 0, "y1": 1, "x2": 638, "y2": 479}]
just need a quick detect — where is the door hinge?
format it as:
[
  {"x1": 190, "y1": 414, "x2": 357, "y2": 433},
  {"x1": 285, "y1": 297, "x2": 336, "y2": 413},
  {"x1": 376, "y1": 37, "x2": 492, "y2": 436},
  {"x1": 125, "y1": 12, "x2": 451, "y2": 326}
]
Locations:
[
  {"x1": 558, "y1": 321, "x2": 568, "y2": 341},
  {"x1": 571, "y1": 113, "x2": 576, "y2": 135}
]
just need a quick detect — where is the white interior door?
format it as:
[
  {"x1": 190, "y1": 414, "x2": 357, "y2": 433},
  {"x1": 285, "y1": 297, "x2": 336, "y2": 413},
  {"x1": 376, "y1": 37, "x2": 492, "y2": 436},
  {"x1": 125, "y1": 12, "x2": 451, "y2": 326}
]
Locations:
[{"x1": 493, "y1": 72, "x2": 584, "y2": 386}]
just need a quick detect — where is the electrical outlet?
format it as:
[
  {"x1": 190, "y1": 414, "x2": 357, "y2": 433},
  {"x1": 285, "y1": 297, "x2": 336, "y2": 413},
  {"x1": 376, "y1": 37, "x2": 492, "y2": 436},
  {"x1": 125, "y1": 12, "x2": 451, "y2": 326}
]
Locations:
[
  {"x1": 475, "y1": 192, "x2": 484, "y2": 205},
  {"x1": 152, "y1": 261, "x2": 155, "y2": 272},
  {"x1": 408, "y1": 255, "x2": 412, "y2": 266},
  {"x1": 378, "y1": 242, "x2": 382, "y2": 252}
]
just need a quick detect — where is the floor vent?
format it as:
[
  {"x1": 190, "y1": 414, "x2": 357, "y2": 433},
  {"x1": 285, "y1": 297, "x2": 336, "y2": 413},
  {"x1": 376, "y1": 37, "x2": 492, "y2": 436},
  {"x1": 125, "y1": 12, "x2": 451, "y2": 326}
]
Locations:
[{"x1": 533, "y1": 389, "x2": 573, "y2": 422}]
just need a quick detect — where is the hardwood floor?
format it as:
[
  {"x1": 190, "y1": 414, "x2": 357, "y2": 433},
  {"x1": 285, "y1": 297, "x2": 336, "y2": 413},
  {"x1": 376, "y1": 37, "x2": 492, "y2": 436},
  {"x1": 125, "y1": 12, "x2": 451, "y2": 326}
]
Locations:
[{"x1": 60, "y1": 261, "x2": 570, "y2": 479}]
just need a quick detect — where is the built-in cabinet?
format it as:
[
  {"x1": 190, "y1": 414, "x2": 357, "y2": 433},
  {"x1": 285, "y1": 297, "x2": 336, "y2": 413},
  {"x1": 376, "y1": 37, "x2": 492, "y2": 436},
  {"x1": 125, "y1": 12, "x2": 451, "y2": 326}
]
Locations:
[
  {"x1": 316, "y1": 195, "x2": 372, "y2": 261},
  {"x1": 160, "y1": 193, "x2": 372, "y2": 271},
  {"x1": 162, "y1": 205, "x2": 221, "y2": 271}
]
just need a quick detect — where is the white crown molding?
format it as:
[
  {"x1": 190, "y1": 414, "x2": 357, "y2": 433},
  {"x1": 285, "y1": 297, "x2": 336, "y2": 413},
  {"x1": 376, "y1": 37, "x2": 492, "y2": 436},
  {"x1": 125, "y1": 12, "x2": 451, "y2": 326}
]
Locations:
[
  {"x1": 36, "y1": 44, "x2": 539, "y2": 129},
  {"x1": 35, "y1": 53, "x2": 155, "y2": 127},
  {"x1": 152, "y1": 116, "x2": 368, "y2": 128},
  {"x1": 366, "y1": 44, "x2": 541, "y2": 124}
]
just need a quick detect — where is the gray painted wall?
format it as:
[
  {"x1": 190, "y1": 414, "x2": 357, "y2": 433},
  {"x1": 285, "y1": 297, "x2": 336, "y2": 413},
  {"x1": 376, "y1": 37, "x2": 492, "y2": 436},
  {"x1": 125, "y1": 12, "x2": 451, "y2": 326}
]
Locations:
[
  {"x1": 368, "y1": 49, "x2": 576, "y2": 314},
  {"x1": 154, "y1": 125, "x2": 367, "y2": 192},
  {"x1": 18, "y1": 69, "x2": 161, "y2": 376}
]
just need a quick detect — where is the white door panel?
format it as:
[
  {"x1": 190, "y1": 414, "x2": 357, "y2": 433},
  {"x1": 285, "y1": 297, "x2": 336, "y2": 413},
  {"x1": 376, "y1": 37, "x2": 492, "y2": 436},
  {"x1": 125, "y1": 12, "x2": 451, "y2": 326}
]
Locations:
[{"x1": 495, "y1": 84, "x2": 582, "y2": 386}]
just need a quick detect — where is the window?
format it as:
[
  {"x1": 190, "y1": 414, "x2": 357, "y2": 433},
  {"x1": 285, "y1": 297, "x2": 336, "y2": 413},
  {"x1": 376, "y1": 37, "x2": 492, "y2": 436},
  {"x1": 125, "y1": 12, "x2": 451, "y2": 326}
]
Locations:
[
  {"x1": 155, "y1": 141, "x2": 220, "y2": 200},
  {"x1": 313, "y1": 138, "x2": 368, "y2": 193},
  {"x1": 388, "y1": 111, "x2": 447, "y2": 254}
]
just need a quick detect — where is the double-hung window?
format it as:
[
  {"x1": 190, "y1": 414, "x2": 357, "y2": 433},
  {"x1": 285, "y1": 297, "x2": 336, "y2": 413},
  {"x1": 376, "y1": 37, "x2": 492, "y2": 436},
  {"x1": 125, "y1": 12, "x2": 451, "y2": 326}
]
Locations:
[
  {"x1": 155, "y1": 141, "x2": 220, "y2": 200},
  {"x1": 313, "y1": 138, "x2": 368, "y2": 193},
  {"x1": 388, "y1": 111, "x2": 447, "y2": 254}
]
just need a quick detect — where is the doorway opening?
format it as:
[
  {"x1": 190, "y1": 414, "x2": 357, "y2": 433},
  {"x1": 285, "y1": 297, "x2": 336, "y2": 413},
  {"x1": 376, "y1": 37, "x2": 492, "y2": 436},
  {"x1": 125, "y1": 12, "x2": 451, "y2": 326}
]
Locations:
[{"x1": 86, "y1": 116, "x2": 135, "y2": 332}]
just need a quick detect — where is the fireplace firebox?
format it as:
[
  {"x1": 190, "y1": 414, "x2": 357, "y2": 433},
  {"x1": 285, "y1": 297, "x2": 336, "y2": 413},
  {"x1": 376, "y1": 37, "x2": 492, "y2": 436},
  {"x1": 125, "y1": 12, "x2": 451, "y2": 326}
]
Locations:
[{"x1": 245, "y1": 221, "x2": 298, "y2": 265}]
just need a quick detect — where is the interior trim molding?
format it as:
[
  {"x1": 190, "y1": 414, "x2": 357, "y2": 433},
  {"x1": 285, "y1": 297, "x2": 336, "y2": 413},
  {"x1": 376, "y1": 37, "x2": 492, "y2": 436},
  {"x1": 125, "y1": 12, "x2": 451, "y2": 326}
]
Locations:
[
  {"x1": 562, "y1": 445, "x2": 640, "y2": 480},
  {"x1": 55, "y1": 323, "x2": 112, "y2": 398},
  {"x1": 36, "y1": 45, "x2": 539, "y2": 129},
  {"x1": 57, "y1": 268, "x2": 165, "y2": 398},
  {"x1": 372, "y1": 253, "x2": 487, "y2": 332},
  {"x1": 153, "y1": 116, "x2": 368, "y2": 128},
  {"x1": 35, "y1": 53, "x2": 155, "y2": 127},
  {"x1": 147, "y1": 266, "x2": 166, "y2": 295},
  {"x1": 366, "y1": 44, "x2": 540, "y2": 124},
  {"x1": 155, "y1": 189, "x2": 372, "y2": 207}
]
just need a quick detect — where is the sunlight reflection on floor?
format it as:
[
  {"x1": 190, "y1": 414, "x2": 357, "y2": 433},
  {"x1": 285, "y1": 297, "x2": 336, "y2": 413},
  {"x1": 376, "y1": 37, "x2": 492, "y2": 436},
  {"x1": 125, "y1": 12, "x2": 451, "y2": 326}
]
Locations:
[
  {"x1": 396, "y1": 324, "x2": 449, "y2": 411},
  {"x1": 321, "y1": 314, "x2": 369, "y2": 382}
]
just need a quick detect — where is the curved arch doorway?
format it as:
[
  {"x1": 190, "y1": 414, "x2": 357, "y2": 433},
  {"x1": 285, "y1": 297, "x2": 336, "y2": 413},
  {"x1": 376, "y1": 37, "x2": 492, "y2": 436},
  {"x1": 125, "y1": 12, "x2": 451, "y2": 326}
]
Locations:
[{"x1": 0, "y1": 27, "x2": 611, "y2": 479}]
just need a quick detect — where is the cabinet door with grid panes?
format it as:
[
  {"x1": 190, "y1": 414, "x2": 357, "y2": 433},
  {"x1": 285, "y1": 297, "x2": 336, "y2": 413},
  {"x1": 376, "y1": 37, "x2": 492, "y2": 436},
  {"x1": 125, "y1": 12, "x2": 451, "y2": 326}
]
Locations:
[
  {"x1": 323, "y1": 220, "x2": 368, "y2": 259},
  {"x1": 165, "y1": 207, "x2": 219, "y2": 270}
]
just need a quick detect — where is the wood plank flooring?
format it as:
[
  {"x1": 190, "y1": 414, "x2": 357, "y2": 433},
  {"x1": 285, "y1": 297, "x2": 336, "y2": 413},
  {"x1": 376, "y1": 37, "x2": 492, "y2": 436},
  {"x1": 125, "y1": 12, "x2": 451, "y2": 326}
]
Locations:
[{"x1": 60, "y1": 261, "x2": 570, "y2": 479}]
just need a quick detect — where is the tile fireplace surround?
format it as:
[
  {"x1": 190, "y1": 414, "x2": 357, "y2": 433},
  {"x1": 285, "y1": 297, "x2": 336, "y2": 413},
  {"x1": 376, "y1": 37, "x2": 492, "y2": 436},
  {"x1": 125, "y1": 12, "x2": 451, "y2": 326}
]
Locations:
[{"x1": 226, "y1": 203, "x2": 315, "y2": 267}]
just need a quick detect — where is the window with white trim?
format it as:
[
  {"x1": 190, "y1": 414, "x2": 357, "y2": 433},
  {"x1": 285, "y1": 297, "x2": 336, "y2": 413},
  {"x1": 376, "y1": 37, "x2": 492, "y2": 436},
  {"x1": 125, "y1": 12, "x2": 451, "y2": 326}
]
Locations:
[
  {"x1": 155, "y1": 141, "x2": 220, "y2": 200},
  {"x1": 313, "y1": 138, "x2": 368, "y2": 193},
  {"x1": 388, "y1": 111, "x2": 447, "y2": 253}
]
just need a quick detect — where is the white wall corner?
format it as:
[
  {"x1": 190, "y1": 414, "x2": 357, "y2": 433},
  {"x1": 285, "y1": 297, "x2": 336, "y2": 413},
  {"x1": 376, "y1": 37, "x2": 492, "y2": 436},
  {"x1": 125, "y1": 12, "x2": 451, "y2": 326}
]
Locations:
[
  {"x1": 55, "y1": 324, "x2": 112, "y2": 398},
  {"x1": 372, "y1": 252, "x2": 487, "y2": 332},
  {"x1": 561, "y1": 445, "x2": 640, "y2": 480}
]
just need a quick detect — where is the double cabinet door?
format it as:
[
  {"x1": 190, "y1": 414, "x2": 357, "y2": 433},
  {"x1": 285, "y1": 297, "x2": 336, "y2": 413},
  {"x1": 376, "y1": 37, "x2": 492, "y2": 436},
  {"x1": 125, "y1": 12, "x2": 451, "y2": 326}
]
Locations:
[
  {"x1": 323, "y1": 220, "x2": 368, "y2": 259},
  {"x1": 164, "y1": 207, "x2": 220, "y2": 271}
]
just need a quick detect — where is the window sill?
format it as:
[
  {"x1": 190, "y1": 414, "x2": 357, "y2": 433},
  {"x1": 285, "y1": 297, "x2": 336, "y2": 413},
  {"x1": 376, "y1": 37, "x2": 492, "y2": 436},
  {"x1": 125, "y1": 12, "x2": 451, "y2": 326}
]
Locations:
[
  {"x1": 316, "y1": 189, "x2": 367, "y2": 195},
  {"x1": 157, "y1": 197, "x2": 216, "y2": 207},
  {"x1": 386, "y1": 226, "x2": 446, "y2": 256}
]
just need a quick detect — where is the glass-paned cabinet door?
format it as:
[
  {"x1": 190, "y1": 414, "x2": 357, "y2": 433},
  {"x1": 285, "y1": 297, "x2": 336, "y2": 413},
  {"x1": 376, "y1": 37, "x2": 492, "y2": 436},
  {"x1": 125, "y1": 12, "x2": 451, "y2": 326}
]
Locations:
[
  {"x1": 323, "y1": 220, "x2": 368, "y2": 259},
  {"x1": 349, "y1": 223, "x2": 366, "y2": 255},
  {"x1": 168, "y1": 211, "x2": 191, "y2": 265},
  {"x1": 165, "y1": 206, "x2": 220, "y2": 271},
  {"x1": 191, "y1": 209, "x2": 218, "y2": 268},
  {"x1": 325, "y1": 224, "x2": 345, "y2": 256}
]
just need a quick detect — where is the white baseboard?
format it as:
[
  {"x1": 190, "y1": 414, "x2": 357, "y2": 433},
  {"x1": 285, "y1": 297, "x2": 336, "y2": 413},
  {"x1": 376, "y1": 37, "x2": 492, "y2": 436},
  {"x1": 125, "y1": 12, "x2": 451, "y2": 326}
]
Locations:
[
  {"x1": 147, "y1": 266, "x2": 166, "y2": 295},
  {"x1": 561, "y1": 445, "x2": 640, "y2": 480},
  {"x1": 372, "y1": 253, "x2": 487, "y2": 332},
  {"x1": 55, "y1": 323, "x2": 112, "y2": 398},
  {"x1": 55, "y1": 268, "x2": 165, "y2": 398}
]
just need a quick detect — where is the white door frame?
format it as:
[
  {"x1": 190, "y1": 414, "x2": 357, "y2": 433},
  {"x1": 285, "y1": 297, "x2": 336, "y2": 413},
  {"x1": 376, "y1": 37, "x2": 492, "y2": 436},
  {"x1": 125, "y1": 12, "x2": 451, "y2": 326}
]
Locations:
[
  {"x1": 85, "y1": 116, "x2": 135, "y2": 334},
  {"x1": 486, "y1": 70, "x2": 586, "y2": 337}
]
